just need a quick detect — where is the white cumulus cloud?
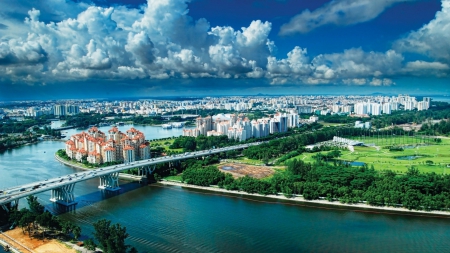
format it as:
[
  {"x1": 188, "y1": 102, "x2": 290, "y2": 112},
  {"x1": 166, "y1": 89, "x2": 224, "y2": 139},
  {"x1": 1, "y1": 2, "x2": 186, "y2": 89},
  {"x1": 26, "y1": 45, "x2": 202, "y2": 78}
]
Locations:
[
  {"x1": 0, "y1": 0, "x2": 448, "y2": 88},
  {"x1": 280, "y1": 0, "x2": 416, "y2": 35}
]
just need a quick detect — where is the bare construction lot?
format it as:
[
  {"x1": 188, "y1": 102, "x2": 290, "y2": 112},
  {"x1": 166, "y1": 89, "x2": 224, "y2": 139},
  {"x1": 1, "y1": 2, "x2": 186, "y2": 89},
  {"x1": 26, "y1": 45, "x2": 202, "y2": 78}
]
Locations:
[{"x1": 219, "y1": 163, "x2": 275, "y2": 179}]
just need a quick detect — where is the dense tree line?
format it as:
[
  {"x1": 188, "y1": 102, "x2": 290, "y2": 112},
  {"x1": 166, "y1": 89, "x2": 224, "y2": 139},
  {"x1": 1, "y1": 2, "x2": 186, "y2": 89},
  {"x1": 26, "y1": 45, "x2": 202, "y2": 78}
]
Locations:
[
  {"x1": 133, "y1": 115, "x2": 185, "y2": 125},
  {"x1": 169, "y1": 135, "x2": 239, "y2": 152},
  {"x1": 32, "y1": 125, "x2": 62, "y2": 138},
  {"x1": 63, "y1": 113, "x2": 108, "y2": 128},
  {"x1": 320, "y1": 114, "x2": 364, "y2": 124},
  {"x1": 0, "y1": 133, "x2": 39, "y2": 151},
  {"x1": 421, "y1": 119, "x2": 450, "y2": 136},
  {"x1": 181, "y1": 159, "x2": 450, "y2": 211},
  {"x1": 0, "y1": 115, "x2": 54, "y2": 133}
]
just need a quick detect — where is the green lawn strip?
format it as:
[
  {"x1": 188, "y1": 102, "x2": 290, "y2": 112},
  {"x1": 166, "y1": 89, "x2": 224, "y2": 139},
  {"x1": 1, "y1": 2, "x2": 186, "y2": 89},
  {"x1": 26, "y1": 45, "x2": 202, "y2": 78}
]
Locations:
[
  {"x1": 350, "y1": 135, "x2": 438, "y2": 146},
  {"x1": 320, "y1": 122, "x2": 345, "y2": 127},
  {"x1": 286, "y1": 152, "x2": 323, "y2": 164},
  {"x1": 164, "y1": 175, "x2": 183, "y2": 181},
  {"x1": 233, "y1": 157, "x2": 265, "y2": 165}
]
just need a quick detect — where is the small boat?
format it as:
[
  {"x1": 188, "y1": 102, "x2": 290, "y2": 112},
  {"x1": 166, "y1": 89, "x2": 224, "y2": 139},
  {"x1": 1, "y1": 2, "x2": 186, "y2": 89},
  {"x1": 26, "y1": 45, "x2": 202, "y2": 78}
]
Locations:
[{"x1": 4, "y1": 245, "x2": 10, "y2": 251}]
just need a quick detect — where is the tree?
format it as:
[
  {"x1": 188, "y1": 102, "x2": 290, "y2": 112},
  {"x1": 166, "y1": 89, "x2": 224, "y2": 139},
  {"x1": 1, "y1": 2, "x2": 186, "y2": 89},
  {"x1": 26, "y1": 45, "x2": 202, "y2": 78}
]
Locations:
[
  {"x1": 93, "y1": 219, "x2": 131, "y2": 253},
  {"x1": 35, "y1": 211, "x2": 53, "y2": 239},
  {"x1": 27, "y1": 195, "x2": 44, "y2": 215},
  {"x1": 128, "y1": 246, "x2": 138, "y2": 253},
  {"x1": 93, "y1": 219, "x2": 111, "y2": 251},
  {"x1": 72, "y1": 225, "x2": 82, "y2": 240},
  {"x1": 84, "y1": 238, "x2": 97, "y2": 251},
  {"x1": 19, "y1": 210, "x2": 35, "y2": 235}
]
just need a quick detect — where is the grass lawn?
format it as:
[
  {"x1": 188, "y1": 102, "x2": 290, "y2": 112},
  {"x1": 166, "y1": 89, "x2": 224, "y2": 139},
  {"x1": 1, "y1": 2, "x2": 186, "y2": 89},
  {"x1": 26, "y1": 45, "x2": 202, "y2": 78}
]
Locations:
[
  {"x1": 286, "y1": 152, "x2": 321, "y2": 164},
  {"x1": 164, "y1": 175, "x2": 183, "y2": 181},
  {"x1": 320, "y1": 122, "x2": 346, "y2": 127},
  {"x1": 151, "y1": 138, "x2": 183, "y2": 152}
]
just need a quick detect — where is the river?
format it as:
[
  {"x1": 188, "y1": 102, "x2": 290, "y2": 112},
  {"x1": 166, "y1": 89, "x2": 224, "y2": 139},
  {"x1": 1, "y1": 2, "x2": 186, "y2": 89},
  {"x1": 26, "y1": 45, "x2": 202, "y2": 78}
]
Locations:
[
  {"x1": 51, "y1": 121, "x2": 192, "y2": 141},
  {"x1": 1, "y1": 126, "x2": 450, "y2": 252}
]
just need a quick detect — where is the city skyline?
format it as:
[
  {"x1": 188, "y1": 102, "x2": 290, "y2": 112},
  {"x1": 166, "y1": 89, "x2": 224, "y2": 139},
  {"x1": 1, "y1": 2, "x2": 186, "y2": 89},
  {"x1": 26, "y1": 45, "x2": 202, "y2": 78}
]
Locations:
[{"x1": 0, "y1": 0, "x2": 449, "y2": 100}]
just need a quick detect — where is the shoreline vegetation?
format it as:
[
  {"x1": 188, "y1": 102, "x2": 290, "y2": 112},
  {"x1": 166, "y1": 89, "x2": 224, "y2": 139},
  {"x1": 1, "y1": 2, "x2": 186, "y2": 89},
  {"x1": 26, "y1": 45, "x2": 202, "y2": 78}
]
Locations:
[{"x1": 158, "y1": 180, "x2": 450, "y2": 218}]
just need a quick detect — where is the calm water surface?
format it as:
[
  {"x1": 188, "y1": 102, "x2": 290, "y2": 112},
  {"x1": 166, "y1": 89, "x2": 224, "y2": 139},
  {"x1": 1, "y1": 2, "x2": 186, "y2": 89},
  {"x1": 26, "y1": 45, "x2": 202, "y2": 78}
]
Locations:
[{"x1": 1, "y1": 128, "x2": 450, "y2": 252}]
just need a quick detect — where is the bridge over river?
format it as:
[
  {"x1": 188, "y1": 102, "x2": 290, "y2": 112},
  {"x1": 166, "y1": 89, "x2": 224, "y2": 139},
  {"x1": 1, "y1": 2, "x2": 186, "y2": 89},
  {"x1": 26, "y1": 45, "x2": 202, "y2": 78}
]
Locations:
[{"x1": 0, "y1": 142, "x2": 264, "y2": 211}]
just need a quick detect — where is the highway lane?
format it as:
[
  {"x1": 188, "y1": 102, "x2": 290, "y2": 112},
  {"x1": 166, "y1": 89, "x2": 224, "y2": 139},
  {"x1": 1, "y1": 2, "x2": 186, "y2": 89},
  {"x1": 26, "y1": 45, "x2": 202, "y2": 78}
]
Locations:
[{"x1": 0, "y1": 141, "x2": 264, "y2": 206}]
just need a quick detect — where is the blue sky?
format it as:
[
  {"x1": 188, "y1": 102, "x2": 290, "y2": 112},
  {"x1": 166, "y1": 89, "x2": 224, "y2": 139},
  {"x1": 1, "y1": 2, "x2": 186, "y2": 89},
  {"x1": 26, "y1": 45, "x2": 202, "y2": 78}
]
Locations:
[{"x1": 0, "y1": 0, "x2": 449, "y2": 100}]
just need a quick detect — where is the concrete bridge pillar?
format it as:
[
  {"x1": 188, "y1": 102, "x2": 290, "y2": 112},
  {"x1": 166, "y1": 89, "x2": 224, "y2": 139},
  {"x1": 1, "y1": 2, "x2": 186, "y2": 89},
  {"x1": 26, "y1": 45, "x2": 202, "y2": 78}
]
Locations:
[
  {"x1": 98, "y1": 172, "x2": 120, "y2": 191},
  {"x1": 50, "y1": 183, "x2": 77, "y2": 206},
  {"x1": 138, "y1": 166, "x2": 150, "y2": 177}
]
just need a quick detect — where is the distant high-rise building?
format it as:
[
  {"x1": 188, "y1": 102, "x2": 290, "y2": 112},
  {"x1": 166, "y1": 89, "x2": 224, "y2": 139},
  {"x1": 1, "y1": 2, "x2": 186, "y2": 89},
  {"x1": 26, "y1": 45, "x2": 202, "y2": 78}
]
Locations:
[
  {"x1": 296, "y1": 105, "x2": 312, "y2": 114},
  {"x1": 53, "y1": 105, "x2": 66, "y2": 116},
  {"x1": 423, "y1": 97, "x2": 431, "y2": 110}
]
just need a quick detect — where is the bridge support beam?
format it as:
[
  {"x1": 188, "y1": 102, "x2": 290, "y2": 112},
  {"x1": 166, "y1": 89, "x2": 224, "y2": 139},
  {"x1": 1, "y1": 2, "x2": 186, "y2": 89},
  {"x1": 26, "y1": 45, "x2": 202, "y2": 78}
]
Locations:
[
  {"x1": 1, "y1": 199, "x2": 19, "y2": 212},
  {"x1": 98, "y1": 172, "x2": 120, "y2": 191},
  {"x1": 137, "y1": 166, "x2": 148, "y2": 177},
  {"x1": 50, "y1": 183, "x2": 77, "y2": 206}
]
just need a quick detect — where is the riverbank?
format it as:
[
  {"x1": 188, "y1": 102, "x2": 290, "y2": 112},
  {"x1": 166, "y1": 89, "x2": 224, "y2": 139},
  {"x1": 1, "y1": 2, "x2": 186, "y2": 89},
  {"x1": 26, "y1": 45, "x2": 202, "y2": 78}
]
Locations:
[
  {"x1": 54, "y1": 153, "x2": 146, "y2": 182},
  {"x1": 158, "y1": 180, "x2": 450, "y2": 218}
]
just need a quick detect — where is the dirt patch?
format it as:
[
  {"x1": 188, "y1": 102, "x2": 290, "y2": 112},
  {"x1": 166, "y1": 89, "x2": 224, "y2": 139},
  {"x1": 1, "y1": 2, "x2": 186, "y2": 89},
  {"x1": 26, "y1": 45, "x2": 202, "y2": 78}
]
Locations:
[
  {"x1": 219, "y1": 163, "x2": 275, "y2": 179},
  {"x1": 1, "y1": 228, "x2": 76, "y2": 253}
]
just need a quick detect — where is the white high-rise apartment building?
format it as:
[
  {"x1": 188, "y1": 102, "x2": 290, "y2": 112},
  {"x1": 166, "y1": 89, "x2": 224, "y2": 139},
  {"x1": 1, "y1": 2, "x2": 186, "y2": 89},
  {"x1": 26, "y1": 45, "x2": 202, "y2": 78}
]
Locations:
[
  {"x1": 354, "y1": 103, "x2": 368, "y2": 115},
  {"x1": 342, "y1": 105, "x2": 354, "y2": 113},
  {"x1": 287, "y1": 112, "x2": 299, "y2": 128},
  {"x1": 405, "y1": 101, "x2": 414, "y2": 110},
  {"x1": 332, "y1": 104, "x2": 341, "y2": 113},
  {"x1": 382, "y1": 103, "x2": 391, "y2": 114},
  {"x1": 417, "y1": 101, "x2": 427, "y2": 111},
  {"x1": 390, "y1": 102, "x2": 399, "y2": 111},
  {"x1": 371, "y1": 103, "x2": 382, "y2": 116}
]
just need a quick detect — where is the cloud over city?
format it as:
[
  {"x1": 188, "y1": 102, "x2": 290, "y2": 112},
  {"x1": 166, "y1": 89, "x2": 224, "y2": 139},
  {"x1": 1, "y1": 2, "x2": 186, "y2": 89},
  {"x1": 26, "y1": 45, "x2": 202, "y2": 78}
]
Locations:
[{"x1": 0, "y1": 0, "x2": 449, "y2": 89}]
